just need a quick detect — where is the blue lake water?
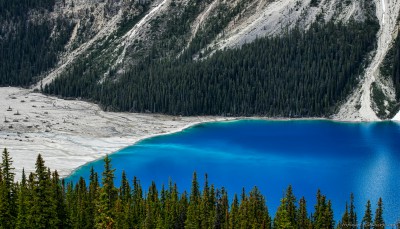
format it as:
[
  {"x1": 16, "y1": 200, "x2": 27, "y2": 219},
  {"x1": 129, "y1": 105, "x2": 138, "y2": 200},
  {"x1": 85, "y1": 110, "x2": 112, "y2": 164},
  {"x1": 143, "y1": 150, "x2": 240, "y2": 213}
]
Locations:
[{"x1": 66, "y1": 120, "x2": 400, "y2": 224}]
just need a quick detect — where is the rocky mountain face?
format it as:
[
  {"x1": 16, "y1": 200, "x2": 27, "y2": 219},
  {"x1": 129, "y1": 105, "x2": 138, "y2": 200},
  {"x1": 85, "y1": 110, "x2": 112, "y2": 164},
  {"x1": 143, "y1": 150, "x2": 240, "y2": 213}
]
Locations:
[{"x1": 1, "y1": 0, "x2": 400, "y2": 120}]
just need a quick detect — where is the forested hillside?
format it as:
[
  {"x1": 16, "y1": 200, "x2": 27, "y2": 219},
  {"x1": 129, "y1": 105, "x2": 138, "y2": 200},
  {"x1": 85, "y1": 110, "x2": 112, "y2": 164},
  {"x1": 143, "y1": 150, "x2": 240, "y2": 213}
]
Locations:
[
  {"x1": 45, "y1": 20, "x2": 379, "y2": 117},
  {"x1": 381, "y1": 31, "x2": 400, "y2": 101},
  {"x1": 0, "y1": 0, "x2": 73, "y2": 86},
  {"x1": 0, "y1": 149, "x2": 394, "y2": 228},
  {"x1": 0, "y1": 0, "x2": 400, "y2": 119}
]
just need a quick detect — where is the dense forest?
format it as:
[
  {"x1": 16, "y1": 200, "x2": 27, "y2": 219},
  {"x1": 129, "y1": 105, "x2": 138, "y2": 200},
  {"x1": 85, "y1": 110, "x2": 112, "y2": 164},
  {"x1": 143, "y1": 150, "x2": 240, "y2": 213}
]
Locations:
[
  {"x1": 381, "y1": 31, "x2": 400, "y2": 101},
  {"x1": 44, "y1": 19, "x2": 379, "y2": 117},
  {"x1": 0, "y1": 0, "x2": 73, "y2": 86},
  {"x1": 0, "y1": 148, "x2": 395, "y2": 228}
]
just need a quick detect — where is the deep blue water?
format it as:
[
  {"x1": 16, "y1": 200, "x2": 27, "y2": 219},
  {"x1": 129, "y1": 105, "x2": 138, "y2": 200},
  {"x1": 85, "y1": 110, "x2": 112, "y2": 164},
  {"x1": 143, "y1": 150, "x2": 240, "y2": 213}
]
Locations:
[{"x1": 66, "y1": 120, "x2": 400, "y2": 224}]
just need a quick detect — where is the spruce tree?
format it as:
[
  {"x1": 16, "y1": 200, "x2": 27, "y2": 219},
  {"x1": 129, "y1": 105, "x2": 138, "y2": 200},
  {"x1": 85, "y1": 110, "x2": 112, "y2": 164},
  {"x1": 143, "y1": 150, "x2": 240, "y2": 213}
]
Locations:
[
  {"x1": 338, "y1": 203, "x2": 350, "y2": 229},
  {"x1": 285, "y1": 185, "x2": 297, "y2": 227},
  {"x1": 248, "y1": 186, "x2": 270, "y2": 228},
  {"x1": 27, "y1": 154, "x2": 59, "y2": 228},
  {"x1": 0, "y1": 148, "x2": 16, "y2": 228},
  {"x1": 325, "y1": 200, "x2": 335, "y2": 229},
  {"x1": 95, "y1": 155, "x2": 118, "y2": 229},
  {"x1": 16, "y1": 169, "x2": 28, "y2": 229},
  {"x1": 361, "y1": 200, "x2": 373, "y2": 229},
  {"x1": 349, "y1": 193, "x2": 357, "y2": 229},
  {"x1": 88, "y1": 167, "x2": 99, "y2": 228},
  {"x1": 52, "y1": 170, "x2": 68, "y2": 228},
  {"x1": 229, "y1": 194, "x2": 239, "y2": 228},
  {"x1": 185, "y1": 172, "x2": 201, "y2": 229},
  {"x1": 373, "y1": 198, "x2": 384, "y2": 229},
  {"x1": 297, "y1": 197, "x2": 311, "y2": 229},
  {"x1": 274, "y1": 198, "x2": 294, "y2": 229}
]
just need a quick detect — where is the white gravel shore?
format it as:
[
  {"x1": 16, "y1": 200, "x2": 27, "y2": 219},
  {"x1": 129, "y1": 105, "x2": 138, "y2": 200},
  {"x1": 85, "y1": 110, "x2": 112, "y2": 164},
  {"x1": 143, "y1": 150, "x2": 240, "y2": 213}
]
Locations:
[{"x1": 0, "y1": 87, "x2": 229, "y2": 179}]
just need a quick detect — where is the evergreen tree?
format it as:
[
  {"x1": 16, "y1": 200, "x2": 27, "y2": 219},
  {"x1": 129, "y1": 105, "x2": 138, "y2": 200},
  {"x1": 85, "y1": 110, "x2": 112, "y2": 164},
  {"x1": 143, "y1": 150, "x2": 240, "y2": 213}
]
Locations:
[
  {"x1": 52, "y1": 170, "x2": 68, "y2": 228},
  {"x1": 27, "y1": 154, "x2": 59, "y2": 228},
  {"x1": 285, "y1": 185, "x2": 297, "y2": 227},
  {"x1": 120, "y1": 171, "x2": 131, "y2": 202},
  {"x1": 95, "y1": 155, "x2": 118, "y2": 229},
  {"x1": 0, "y1": 148, "x2": 16, "y2": 228},
  {"x1": 88, "y1": 167, "x2": 99, "y2": 228},
  {"x1": 361, "y1": 200, "x2": 373, "y2": 229},
  {"x1": 349, "y1": 193, "x2": 357, "y2": 229},
  {"x1": 373, "y1": 198, "x2": 384, "y2": 229},
  {"x1": 274, "y1": 198, "x2": 294, "y2": 229},
  {"x1": 185, "y1": 172, "x2": 201, "y2": 228},
  {"x1": 338, "y1": 203, "x2": 349, "y2": 228},
  {"x1": 16, "y1": 169, "x2": 28, "y2": 229},
  {"x1": 229, "y1": 194, "x2": 239, "y2": 229},
  {"x1": 313, "y1": 189, "x2": 334, "y2": 228},
  {"x1": 247, "y1": 186, "x2": 270, "y2": 229},
  {"x1": 297, "y1": 197, "x2": 311, "y2": 229}
]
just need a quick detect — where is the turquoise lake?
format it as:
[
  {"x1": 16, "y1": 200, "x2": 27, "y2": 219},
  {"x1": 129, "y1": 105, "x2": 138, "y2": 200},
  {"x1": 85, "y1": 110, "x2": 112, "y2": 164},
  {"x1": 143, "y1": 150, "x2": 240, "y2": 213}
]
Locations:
[{"x1": 66, "y1": 120, "x2": 400, "y2": 224}]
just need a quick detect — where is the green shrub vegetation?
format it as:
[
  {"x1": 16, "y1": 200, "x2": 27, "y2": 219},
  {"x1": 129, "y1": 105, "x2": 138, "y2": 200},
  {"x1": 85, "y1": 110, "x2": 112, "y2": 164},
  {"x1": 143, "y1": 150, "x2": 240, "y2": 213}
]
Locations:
[{"x1": 0, "y1": 148, "x2": 393, "y2": 228}]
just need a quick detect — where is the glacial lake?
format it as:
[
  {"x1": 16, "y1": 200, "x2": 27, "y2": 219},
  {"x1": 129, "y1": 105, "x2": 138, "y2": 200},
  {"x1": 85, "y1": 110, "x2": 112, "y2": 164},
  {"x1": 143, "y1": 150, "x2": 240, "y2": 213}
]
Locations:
[{"x1": 66, "y1": 120, "x2": 400, "y2": 223}]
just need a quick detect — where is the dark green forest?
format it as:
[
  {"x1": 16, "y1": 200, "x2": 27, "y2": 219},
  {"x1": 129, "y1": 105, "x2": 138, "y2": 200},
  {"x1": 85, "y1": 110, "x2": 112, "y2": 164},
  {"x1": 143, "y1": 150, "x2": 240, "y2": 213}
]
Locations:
[
  {"x1": 0, "y1": 148, "x2": 395, "y2": 229},
  {"x1": 0, "y1": 0, "x2": 73, "y2": 86},
  {"x1": 381, "y1": 30, "x2": 400, "y2": 101},
  {"x1": 44, "y1": 20, "x2": 379, "y2": 117}
]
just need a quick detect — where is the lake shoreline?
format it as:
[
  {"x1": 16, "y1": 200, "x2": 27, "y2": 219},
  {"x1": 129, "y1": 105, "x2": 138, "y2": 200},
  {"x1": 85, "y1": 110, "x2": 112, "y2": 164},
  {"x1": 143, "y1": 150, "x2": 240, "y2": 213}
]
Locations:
[
  {"x1": 64, "y1": 117, "x2": 400, "y2": 179},
  {"x1": 1, "y1": 86, "x2": 398, "y2": 180}
]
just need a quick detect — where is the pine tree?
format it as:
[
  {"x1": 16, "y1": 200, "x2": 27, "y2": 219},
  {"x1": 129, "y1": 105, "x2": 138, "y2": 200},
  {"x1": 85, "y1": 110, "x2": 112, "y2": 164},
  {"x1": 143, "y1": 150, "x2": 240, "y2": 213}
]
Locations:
[
  {"x1": 361, "y1": 200, "x2": 373, "y2": 229},
  {"x1": 274, "y1": 198, "x2": 294, "y2": 229},
  {"x1": 131, "y1": 176, "x2": 145, "y2": 226},
  {"x1": 297, "y1": 197, "x2": 311, "y2": 229},
  {"x1": 247, "y1": 186, "x2": 270, "y2": 229},
  {"x1": 338, "y1": 203, "x2": 350, "y2": 228},
  {"x1": 16, "y1": 169, "x2": 28, "y2": 229},
  {"x1": 285, "y1": 185, "x2": 297, "y2": 227},
  {"x1": 88, "y1": 167, "x2": 99, "y2": 228},
  {"x1": 185, "y1": 172, "x2": 201, "y2": 229},
  {"x1": 229, "y1": 194, "x2": 239, "y2": 229},
  {"x1": 200, "y1": 174, "x2": 214, "y2": 228},
  {"x1": 373, "y1": 198, "x2": 384, "y2": 229},
  {"x1": 120, "y1": 171, "x2": 131, "y2": 202},
  {"x1": 52, "y1": 170, "x2": 68, "y2": 228},
  {"x1": 27, "y1": 154, "x2": 59, "y2": 228},
  {"x1": 313, "y1": 189, "x2": 334, "y2": 228},
  {"x1": 349, "y1": 193, "x2": 357, "y2": 229},
  {"x1": 95, "y1": 155, "x2": 118, "y2": 229},
  {"x1": 0, "y1": 148, "x2": 16, "y2": 228},
  {"x1": 325, "y1": 200, "x2": 335, "y2": 229}
]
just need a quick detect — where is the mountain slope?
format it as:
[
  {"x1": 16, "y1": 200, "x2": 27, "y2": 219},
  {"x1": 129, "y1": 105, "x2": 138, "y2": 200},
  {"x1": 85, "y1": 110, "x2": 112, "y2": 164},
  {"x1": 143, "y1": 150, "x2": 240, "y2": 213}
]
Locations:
[
  {"x1": 1, "y1": 0, "x2": 400, "y2": 120},
  {"x1": 335, "y1": 0, "x2": 400, "y2": 121}
]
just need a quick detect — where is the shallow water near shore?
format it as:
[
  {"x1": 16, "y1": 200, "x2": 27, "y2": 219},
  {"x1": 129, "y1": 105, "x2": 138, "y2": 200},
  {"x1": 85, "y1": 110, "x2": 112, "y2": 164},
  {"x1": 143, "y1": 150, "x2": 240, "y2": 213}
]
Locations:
[{"x1": 66, "y1": 120, "x2": 400, "y2": 223}]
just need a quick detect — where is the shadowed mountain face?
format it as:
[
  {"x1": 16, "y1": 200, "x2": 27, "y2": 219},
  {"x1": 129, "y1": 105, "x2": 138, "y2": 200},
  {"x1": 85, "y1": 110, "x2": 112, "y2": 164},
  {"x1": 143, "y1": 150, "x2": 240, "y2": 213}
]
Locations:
[{"x1": 1, "y1": 0, "x2": 399, "y2": 119}]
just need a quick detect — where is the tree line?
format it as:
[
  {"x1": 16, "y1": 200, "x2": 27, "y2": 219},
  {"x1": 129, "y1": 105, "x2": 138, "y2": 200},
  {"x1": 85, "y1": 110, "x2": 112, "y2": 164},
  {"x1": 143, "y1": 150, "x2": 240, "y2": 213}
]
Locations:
[{"x1": 0, "y1": 148, "x2": 395, "y2": 228}]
